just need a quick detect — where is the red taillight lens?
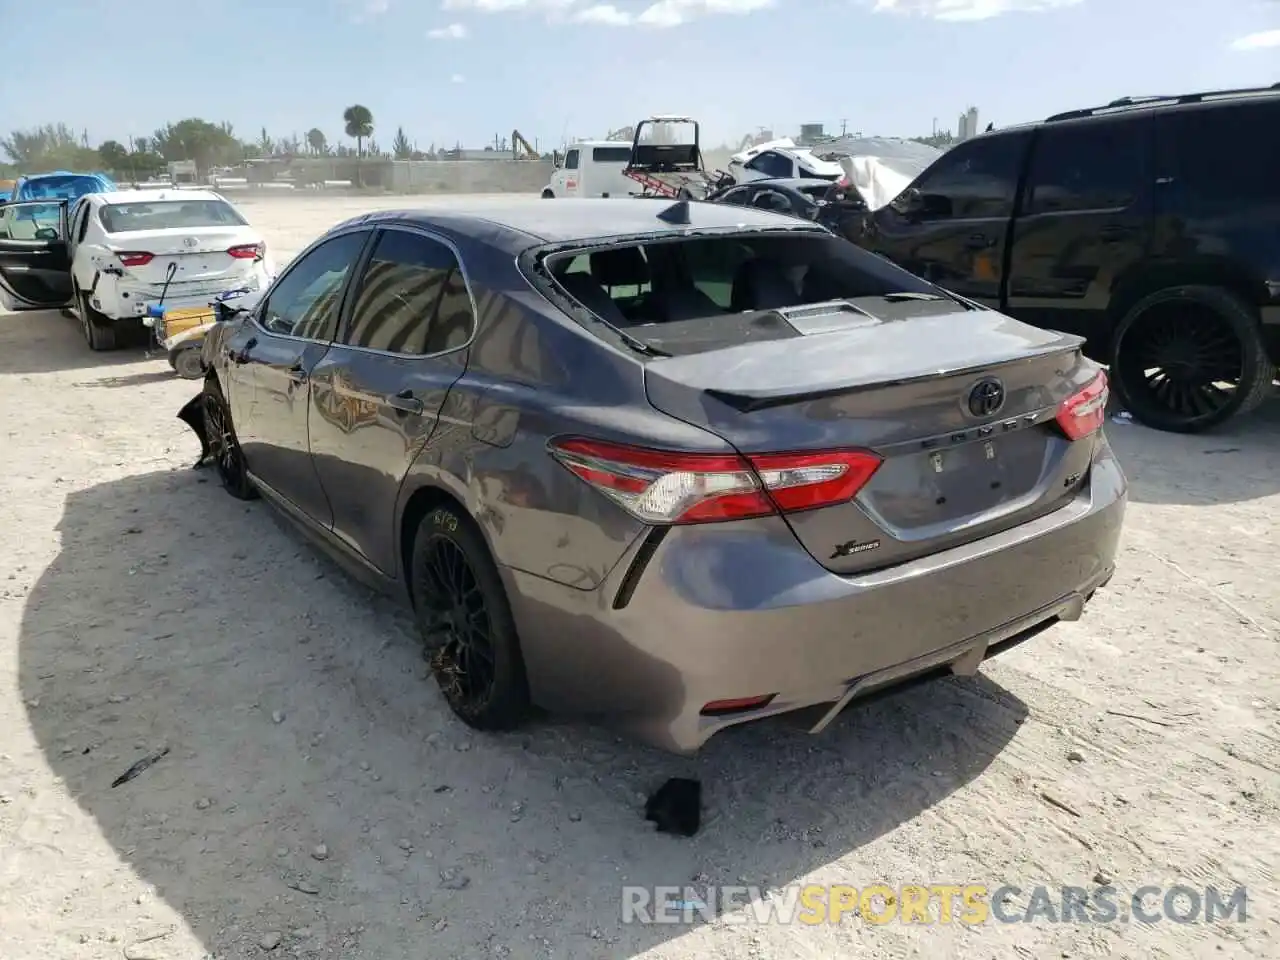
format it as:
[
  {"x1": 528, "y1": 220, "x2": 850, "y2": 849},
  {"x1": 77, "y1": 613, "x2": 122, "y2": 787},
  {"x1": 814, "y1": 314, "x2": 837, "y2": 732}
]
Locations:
[
  {"x1": 116, "y1": 251, "x2": 154, "y2": 267},
  {"x1": 228, "y1": 243, "x2": 264, "y2": 259},
  {"x1": 548, "y1": 438, "x2": 882, "y2": 525},
  {"x1": 1055, "y1": 370, "x2": 1109, "y2": 441}
]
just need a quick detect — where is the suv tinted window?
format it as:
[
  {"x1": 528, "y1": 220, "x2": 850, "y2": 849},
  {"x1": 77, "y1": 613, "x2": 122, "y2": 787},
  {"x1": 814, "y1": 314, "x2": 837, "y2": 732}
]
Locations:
[
  {"x1": 344, "y1": 230, "x2": 474, "y2": 355},
  {"x1": 260, "y1": 231, "x2": 366, "y2": 340},
  {"x1": 1025, "y1": 119, "x2": 1146, "y2": 213},
  {"x1": 909, "y1": 132, "x2": 1027, "y2": 219},
  {"x1": 1156, "y1": 100, "x2": 1280, "y2": 205}
]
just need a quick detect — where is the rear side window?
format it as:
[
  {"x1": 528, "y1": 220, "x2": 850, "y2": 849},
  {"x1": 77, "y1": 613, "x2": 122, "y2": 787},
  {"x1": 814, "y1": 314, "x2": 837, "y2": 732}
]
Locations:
[
  {"x1": 592, "y1": 146, "x2": 631, "y2": 163},
  {"x1": 1156, "y1": 100, "x2": 1280, "y2": 206},
  {"x1": 343, "y1": 230, "x2": 474, "y2": 355},
  {"x1": 908, "y1": 132, "x2": 1027, "y2": 219},
  {"x1": 1024, "y1": 119, "x2": 1147, "y2": 213},
  {"x1": 101, "y1": 199, "x2": 247, "y2": 233}
]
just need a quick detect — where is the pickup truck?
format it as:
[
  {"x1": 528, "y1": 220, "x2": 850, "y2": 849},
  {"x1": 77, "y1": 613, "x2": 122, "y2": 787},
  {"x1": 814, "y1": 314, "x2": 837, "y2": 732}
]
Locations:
[{"x1": 857, "y1": 86, "x2": 1280, "y2": 434}]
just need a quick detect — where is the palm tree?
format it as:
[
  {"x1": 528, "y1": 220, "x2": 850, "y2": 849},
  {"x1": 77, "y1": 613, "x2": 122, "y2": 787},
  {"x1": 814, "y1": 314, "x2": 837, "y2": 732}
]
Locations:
[
  {"x1": 306, "y1": 128, "x2": 327, "y2": 156},
  {"x1": 343, "y1": 105, "x2": 374, "y2": 187},
  {"x1": 343, "y1": 105, "x2": 373, "y2": 157}
]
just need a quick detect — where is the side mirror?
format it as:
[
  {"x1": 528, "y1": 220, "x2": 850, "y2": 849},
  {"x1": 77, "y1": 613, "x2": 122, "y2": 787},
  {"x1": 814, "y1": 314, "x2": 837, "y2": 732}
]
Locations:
[
  {"x1": 34, "y1": 227, "x2": 58, "y2": 241},
  {"x1": 893, "y1": 187, "x2": 924, "y2": 216}
]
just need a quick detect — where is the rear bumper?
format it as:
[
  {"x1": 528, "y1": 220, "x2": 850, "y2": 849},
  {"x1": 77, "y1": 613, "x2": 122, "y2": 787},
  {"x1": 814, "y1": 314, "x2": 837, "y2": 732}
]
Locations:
[{"x1": 504, "y1": 437, "x2": 1127, "y2": 754}]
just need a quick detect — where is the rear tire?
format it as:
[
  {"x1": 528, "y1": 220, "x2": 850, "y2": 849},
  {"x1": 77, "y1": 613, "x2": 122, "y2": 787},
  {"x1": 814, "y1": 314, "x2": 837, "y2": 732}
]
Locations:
[
  {"x1": 1110, "y1": 285, "x2": 1274, "y2": 434},
  {"x1": 201, "y1": 378, "x2": 257, "y2": 500},
  {"x1": 78, "y1": 291, "x2": 117, "y2": 352},
  {"x1": 410, "y1": 506, "x2": 530, "y2": 732}
]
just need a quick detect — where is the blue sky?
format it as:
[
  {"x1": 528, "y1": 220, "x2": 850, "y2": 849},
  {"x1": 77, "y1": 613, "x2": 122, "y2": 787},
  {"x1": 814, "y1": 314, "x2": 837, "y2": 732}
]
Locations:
[{"x1": 2, "y1": 0, "x2": 1278, "y2": 151}]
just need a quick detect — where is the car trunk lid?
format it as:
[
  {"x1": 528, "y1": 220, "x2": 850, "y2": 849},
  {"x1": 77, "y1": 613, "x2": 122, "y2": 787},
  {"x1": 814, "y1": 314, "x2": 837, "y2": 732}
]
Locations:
[
  {"x1": 642, "y1": 302, "x2": 1100, "y2": 574},
  {"x1": 107, "y1": 227, "x2": 264, "y2": 293}
]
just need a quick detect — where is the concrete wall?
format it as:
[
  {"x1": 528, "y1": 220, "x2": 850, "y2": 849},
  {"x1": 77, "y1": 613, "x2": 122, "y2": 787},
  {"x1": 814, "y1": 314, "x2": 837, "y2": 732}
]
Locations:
[{"x1": 385, "y1": 159, "x2": 553, "y2": 193}]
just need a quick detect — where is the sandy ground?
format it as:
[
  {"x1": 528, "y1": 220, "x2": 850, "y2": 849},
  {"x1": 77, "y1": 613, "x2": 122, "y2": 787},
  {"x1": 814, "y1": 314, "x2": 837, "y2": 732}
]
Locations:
[{"x1": 0, "y1": 194, "x2": 1278, "y2": 960}]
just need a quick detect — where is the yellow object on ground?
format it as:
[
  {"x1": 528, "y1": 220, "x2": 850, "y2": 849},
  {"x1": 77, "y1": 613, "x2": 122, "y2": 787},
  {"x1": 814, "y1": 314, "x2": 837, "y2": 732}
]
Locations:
[{"x1": 161, "y1": 307, "x2": 216, "y2": 339}]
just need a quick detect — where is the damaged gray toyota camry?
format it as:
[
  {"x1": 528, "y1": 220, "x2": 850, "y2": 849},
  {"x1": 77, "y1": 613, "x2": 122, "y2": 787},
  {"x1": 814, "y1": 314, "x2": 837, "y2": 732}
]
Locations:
[{"x1": 178, "y1": 197, "x2": 1126, "y2": 755}]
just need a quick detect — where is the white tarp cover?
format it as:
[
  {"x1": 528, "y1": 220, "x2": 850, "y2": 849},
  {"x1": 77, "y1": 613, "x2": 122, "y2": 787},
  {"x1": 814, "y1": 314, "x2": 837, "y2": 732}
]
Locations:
[{"x1": 818, "y1": 138, "x2": 944, "y2": 210}]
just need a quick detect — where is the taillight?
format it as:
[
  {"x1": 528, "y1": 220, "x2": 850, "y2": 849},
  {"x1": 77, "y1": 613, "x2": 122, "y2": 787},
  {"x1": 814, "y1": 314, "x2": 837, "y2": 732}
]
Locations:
[
  {"x1": 116, "y1": 251, "x2": 154, "y2": 267},
  {"x1": 548, "y1": 438, "x2": 882, "y2": 525},
  {"x1": 1055, "y1": 370, "x2": 1109, "y2": 441},
  {"x1": 228, "y1": 243, "x2": 264, "y2": 259}
]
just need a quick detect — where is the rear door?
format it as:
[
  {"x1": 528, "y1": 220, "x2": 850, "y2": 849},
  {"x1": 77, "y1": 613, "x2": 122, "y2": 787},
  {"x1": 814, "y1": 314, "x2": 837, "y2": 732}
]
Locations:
[
  {"x1": 308, "y1": 226, "x2": 475, "y2": 574},
  {"x1": 0, "y1": 200, "x2": 73, "y2": 309},
  {"x1": 225, "y1": 228, "x2": 372, "y2": 525},
  {"x1": 589, "y1": 144, "x2": 633, "y2": 198},
  {"x1": 1005, "y1": 115, "x2": 1153, "y2": 350},
  {"x1": 864, "y1": 131, "x2": 1029, "y2": 306}
]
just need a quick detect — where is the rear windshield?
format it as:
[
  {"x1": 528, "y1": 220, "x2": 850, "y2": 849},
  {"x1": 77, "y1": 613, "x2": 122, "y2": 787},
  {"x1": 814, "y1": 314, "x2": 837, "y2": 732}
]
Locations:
[
  {"x1": 539, "y1": 231, "x2": 946, "y2": 355},
  {"x1": 592, "y1": 146, "x2": 632, "y2": 163},
  {"x1": 100, "y1": 199, "x2": 247, "y2": 233}
]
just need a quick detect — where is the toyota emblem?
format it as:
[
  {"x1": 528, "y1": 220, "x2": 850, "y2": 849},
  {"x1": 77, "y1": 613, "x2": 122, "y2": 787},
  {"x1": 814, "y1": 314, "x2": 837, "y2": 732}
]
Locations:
[
  {"x1": 967, "y1": 378, "x2": 1006, "y2": 417},
  {"x1": 182, "y1": 237, "x2": 198, "y2": 248}
]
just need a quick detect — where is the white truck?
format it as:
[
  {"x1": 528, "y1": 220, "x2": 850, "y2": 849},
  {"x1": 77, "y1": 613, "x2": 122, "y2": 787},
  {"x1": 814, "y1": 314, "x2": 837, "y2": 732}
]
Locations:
[{"x1": 541, "y1": 141, "x2": 635, "y2": 198}]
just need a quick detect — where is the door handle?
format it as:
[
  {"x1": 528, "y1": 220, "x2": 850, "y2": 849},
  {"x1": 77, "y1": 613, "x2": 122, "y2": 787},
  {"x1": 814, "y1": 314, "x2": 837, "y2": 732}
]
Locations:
[
  {"x1": 388, "y1": 389, "x2": 423, "y2": 415},
  {"x1": 1099, "y1": 225, "x2": 1131, "y2": 243},
  {"x1": 287, "y1": 362, "x2": 308, "y2": 384},
  {"x1": 964, "y1": 233, "x2": 993, "y2": 250},
  {"x1": 227, "y1": 336, "x2": 256, "y2": 364}
]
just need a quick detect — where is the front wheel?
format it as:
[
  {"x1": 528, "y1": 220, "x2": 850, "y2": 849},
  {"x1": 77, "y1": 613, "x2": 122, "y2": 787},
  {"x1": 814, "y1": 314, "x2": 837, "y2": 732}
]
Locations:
[
  {"x1": 201, "y1": 379, "x2": 257, "y2": 500},
  {"x1": 411, "y1": 506, "x2": 530, "y2": 731},
  {"x1": 169, "y1": 344, "x2": 205, "y2": 380},
  {"x1": 1111, "y1": 285, "x2": 1274, "y2": 433}
]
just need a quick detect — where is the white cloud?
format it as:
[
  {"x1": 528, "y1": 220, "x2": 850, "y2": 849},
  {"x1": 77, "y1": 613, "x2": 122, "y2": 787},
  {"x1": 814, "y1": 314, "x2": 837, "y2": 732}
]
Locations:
[
  {"x1": 442, "y1": 0, "x2": 574, "y2": 11},
  {"x1": 869, "y1": 0, "x2": 1081, "y2": 21},
  {"x1": 571, "y1": 0, "x2": 774, "y2": 27},
  {"x1": 1230, "y1": 28, "x2": 1280, "y2": 50},
  {"x1": 451, "y1": 73, "x2": 466, "y2": 83},
  {"x1": 427, "y1": 21, "x2": 469, "y2": 38},
  {"x1": 347, "y1": 0, "x2": 390, "y2": 22},
  {"x1": 572, "y1": 4, "x2": 633, "y2": 24}
]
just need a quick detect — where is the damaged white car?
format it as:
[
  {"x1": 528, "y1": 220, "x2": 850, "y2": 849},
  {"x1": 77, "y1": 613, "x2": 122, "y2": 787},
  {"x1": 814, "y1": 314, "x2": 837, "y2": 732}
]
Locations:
[{"x1": 0, "y1": 188, "x2": 275, "y2": 351}]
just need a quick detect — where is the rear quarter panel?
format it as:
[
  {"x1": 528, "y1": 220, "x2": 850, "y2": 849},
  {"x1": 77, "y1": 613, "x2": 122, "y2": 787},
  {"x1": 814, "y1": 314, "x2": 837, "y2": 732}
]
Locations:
[{"x1": 393, "y1": 238, "x2": 722, "y2": 592}]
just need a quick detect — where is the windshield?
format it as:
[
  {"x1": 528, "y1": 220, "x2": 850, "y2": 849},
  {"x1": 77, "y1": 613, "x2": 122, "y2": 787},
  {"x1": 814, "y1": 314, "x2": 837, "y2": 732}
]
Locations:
[
  {"x1": 540, "y1": 230, "x2": 941, "y2": 354},
  {"x1": 101, "y1": 199, "x2": 248, "y2": 233}
]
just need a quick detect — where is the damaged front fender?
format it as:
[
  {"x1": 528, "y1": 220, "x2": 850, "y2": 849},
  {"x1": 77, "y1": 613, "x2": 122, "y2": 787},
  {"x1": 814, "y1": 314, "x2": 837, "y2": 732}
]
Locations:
[{"x1": 176, "y1": 393, "x2": 211, "y2": 468}]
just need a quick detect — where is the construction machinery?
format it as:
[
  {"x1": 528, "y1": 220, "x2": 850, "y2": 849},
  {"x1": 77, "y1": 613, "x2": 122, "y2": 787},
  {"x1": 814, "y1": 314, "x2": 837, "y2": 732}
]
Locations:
[
  {"x1": 622, "y1": 115, "x2": 731, "y2": 200},
  {"x1": 512, "y1": 130, "x2": 539, "y2": 160}
]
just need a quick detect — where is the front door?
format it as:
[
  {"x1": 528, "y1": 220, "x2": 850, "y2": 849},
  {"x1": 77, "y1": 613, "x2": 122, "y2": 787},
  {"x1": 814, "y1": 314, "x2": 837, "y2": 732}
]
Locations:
[
  {"x1": 0, "y1": 200, "x2": 72, "y2": 309},
  {"x1": 226, "y1": 229, "x2": 372, "y2": 525},
  {"x1": 1004, "y1": 115, "x2": 1153, "y2": 351},
  {"x1": 308, "y1": 226, "x2": 474, "y2": 575},
  {"x1": 865, "y1": 131, "x2": 1029, "y2": 307},
  {"x1": 561, "y1": 149, "x2": 581, "y2": 197}
]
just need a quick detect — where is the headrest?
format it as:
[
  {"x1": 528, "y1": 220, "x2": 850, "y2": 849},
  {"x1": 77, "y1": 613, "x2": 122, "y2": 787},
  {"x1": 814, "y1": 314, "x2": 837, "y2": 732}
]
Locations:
[{"x1": 590, "y1": 246, "x2": 649, "y2": 288}]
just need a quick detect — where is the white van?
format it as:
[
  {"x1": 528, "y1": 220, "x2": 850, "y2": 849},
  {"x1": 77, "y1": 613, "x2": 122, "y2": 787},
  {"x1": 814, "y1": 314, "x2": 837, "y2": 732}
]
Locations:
[{"x1": 542, "y1": 141, "x2": 636, "y2": 198}]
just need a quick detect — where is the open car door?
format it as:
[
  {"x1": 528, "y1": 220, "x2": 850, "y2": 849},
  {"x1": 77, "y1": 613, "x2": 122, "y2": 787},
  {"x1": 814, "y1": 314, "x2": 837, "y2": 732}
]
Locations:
[{"x1": 0, "y1": 199, "x2": 73, "y2": 310}]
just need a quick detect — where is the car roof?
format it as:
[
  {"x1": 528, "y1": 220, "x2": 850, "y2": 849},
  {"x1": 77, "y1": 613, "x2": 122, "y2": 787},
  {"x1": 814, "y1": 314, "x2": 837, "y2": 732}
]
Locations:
[
  {"x1": 93, "y1": 188, "x2": 226, "y2": 205},
  {"x1": 337, "y1": 197, "x2": 819, "y2": 250}
]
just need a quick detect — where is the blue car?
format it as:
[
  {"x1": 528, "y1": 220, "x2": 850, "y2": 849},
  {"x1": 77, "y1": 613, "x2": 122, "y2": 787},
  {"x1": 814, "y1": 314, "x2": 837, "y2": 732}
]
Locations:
[{"x1": 8, "y1": 170, "x2": 117, "y2": 203}]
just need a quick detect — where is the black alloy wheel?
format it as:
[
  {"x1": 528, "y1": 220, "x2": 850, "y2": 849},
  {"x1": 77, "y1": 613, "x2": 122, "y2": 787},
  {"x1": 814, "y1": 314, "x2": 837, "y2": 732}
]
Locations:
[
  {"x1": 201, "y1": 382, "x2": 256, "y2": 500},
  {"x1": 1111, "y1": 285, "x2": 1274, "y2": 433}
]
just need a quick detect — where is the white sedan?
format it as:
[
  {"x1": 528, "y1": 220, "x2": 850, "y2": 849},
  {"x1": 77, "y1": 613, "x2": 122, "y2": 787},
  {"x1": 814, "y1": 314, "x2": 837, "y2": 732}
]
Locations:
[{"x1": 0, "y1": 188, "x2": 275, "y2": 351}]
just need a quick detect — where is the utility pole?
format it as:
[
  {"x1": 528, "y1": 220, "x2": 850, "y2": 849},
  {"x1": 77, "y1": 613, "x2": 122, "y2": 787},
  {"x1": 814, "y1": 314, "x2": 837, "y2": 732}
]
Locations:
[{"x1": 840, "y1": 118, "x2": 848, "y2": 136}]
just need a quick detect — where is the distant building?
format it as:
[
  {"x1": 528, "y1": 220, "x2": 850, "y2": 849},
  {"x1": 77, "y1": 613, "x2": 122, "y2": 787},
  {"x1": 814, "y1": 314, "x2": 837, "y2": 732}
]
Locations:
[
  {"x1": 957, "y1": 107, "x2": 980, "y2": 141},
  {"x1": 798, "y1": 123, "x2": 825, "y2": 145}
]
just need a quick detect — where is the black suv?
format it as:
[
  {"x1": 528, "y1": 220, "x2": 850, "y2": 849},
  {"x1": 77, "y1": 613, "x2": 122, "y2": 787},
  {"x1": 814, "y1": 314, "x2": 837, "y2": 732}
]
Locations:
[{"x1": 858, "y1": 85, "x2": 1280, "y2": 433}]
